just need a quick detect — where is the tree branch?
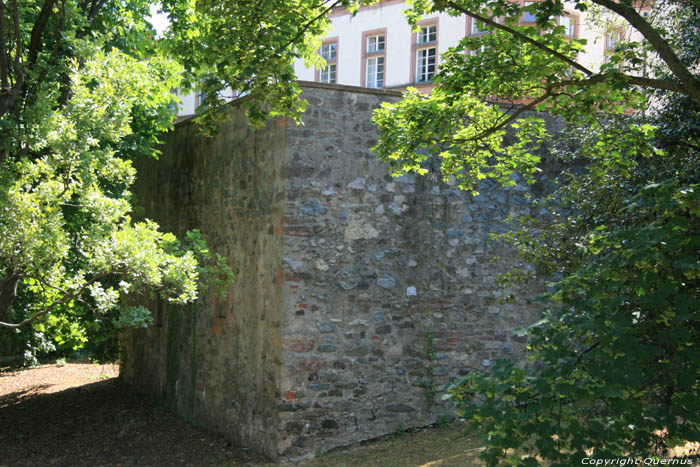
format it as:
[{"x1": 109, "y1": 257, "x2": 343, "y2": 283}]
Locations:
[
  {"x1": 0, "y1": 273, "x2": 108, "y2": 329},
  {"x1": 589, "y1": 0, "x2": 700, "y2": 106},
  {"x1": 452, "y1": 89, "x2": 551, "y2": 144},
  {"x1": 0, "y1": 308, "x2": 53, "y2": 328},
  {"x1": 87, "y1": 0, "x2": 106, "y2": 21},
  {"x1": 275, "y1": 0, "x2": 344, "y2": 56},
  {"x1": 0, "y1": 0, "x2": 23, "y2": 119},
  {"x1": 75, "y1": 0, "x2": 106, "y2": 39},
  {"x1": 452, "y1": 71, "x2": 692, "y2": 145},
  {"x1": 443, "y1": 0, "x2": 593, "y2": 76},
  {"x1": 27, "y1": 0, "x2": 55, "y2": 69},
  {"x1": 558, "y1": 74, "x2": 689, "y2": 95},
  {"x1": 0, "y1": 0, "x2": 8, "y2": 89},
  {"x1": 0, "y1": 273, "x2": 21, "y2": 323}
]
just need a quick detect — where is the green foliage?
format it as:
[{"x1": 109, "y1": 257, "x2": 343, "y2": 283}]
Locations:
[
  {"x1": 373, "y1": 87, "x2": 546, "y2": 193},
  {"x1": 159, "y1": 0, "x2": 375, "y2": 131},
  {"x1": 436, "y1": 415, "x2": 452, "y2": 428},
  {"x1": 390, "y1": 423, "x2": 408, "y2": 440},
  {"x1": 447, "y1": 181, "x2": 700, "y2": 465},
  {"x1": 374, "y1": 0, "x2": 700, "y2": 464},
  {"x1": 0, "y1": 0, "x2": 245, "y2": 362}
]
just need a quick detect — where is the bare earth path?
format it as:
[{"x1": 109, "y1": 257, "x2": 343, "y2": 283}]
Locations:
[
  {"x1": 0, "y1": 363, "x2": 492, "y2": 467},
  {"x1": 0, "y1": 363, "x2": 270, "y2": 466},
  {"x1": 4, "y1": 362, "x2": 698, "y2": 466},
  {"x1": 0, "y1": 362, "x2": 484, "y2": 466}
]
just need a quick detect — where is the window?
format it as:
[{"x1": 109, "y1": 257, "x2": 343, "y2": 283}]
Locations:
[
  {"x1": 413, "y1": 22, "x2": 438, "y2": 84},
  {"x1": 320, "y1": 42, "x2": 337, "y2": 61},
  {"x1": 417, "y1": 25, "x2": 437, "y2": 44},
  {"x1": 362, "y1": 30, "x2": 387, "y2": 88},
  {"x1": 470, "y1": 19, "x2": 487, "y2": 35},
  {"x1": 523, "y1": 1, "x2": 537, "y2": 23},
  {"x1": 606, "y1": 31, "x2": 621, "y2": 50},
  {"x1": 468, "y1": 44, "x2": 487, "y2": 56},
  {"x1": 366, "y1": 56, "x2": 385, "y2": 88},
  {"x1": 318, "y1": 40, "x2": 338, "y2": 84},
  {"x1": 560, "y1": 15, "x2": 575, "y2": 37},
  {"x1": 604, "y1": 29, "x2": 623, "y2": 63},
  {"x1": 320, "y1": 64, "x2": 336, "y2": 83},
  {"x1": 367, "y1": 34, "x2": 385, "y2": 54},
  {"x1": 416, "y1": 48, "x2": 436, "y2": 82}
]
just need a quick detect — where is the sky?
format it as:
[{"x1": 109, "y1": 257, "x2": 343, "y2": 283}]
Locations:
[{"x1": 148, "y1": 4, "x2": 169, "y2": 37}]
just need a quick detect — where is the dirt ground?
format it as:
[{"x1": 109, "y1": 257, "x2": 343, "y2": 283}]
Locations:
[
  {"x1": 5, "y1": 363, "x2": 695, "y2": 466},
  {"x1": 0, "y1": 362, "x2": 483, "y2": 466},
  {"x1": 0, "y1": 362, "x2": 273, "y2": 466}
]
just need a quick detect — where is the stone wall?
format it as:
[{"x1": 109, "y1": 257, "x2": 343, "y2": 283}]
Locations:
[
  {"x1": 122, "y1": 82, "x2": 555, "y2": 461},
  {"x1": 276, "y1": 83, "x2": 548, "y2": 458},
  {"x1": 121, "y1": 105, "x2": 288, "y2": 458}
]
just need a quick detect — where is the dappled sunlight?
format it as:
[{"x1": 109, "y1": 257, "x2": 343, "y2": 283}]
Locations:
[
  {"x1": 419, "y1": 447, "x2": 485, "y2": 466},
  {"x1": 0, "y1": 362, "x2": 118, "y2": 400}
]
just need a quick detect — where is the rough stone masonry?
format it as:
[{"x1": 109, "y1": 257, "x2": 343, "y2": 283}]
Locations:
[{"x1": 120, "y1": 81, "x2": 556, "y2": 460}]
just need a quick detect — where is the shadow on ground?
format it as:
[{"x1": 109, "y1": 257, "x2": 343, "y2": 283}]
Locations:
[
  {"x1": 0, "y1": 376, "x2": 270, "y2": 466},
  {"x1": 0, "y1": 364, "x2": 487, "y2": 466}
]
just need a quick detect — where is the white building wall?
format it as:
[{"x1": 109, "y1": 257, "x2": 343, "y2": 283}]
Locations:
[
  {"x1": 294, "y1": 0, "x2": 614, "y2": 90},
  {"x1": 178, "y1": 0, "x2": 642, "y2": 117},
  {"x1": 176, "y1": 89, "x2": 197, "y2": 117}
]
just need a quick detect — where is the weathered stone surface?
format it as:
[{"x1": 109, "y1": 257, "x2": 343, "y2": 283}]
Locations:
[
  {"x1": 344, "y1": 220, "x2": 379, "y2": 241},
  {"x1": 122, "y1": 83, "x2": 551, "y2": 462},
  {"x1": 121, "y1": 101, "x2": 287, "y2": 460},
  {"x1": 284, "y1": 336, "x2": 316, "y2": 353},
  {"x1": 386, "y1": 404, "x2": 415, "y2": 413}
]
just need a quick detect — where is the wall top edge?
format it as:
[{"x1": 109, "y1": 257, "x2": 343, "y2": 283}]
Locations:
[
  {"x1": 173, "y1": 81, "x2": 403, "y2": 128},
  {"x1": 296, "y1": 80, "x2": 404, "y2": 97}
]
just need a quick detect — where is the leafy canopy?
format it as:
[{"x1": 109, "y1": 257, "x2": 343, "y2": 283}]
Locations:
[
  {"x1": 0, "y1": 0, "x2": 351, "y2": 360},
  {"x1": 1, "y1": 0, "x2": 386, "y2": 361}
]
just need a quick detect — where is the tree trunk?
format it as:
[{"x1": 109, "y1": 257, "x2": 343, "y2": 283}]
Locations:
[{"x1": 0, "y1": 274, "x2": 20, "y2": 324}]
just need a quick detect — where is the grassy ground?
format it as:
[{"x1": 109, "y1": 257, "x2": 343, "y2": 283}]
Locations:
[{"x1": 285, "y1": 425, "x2": 484, "y2": 467}]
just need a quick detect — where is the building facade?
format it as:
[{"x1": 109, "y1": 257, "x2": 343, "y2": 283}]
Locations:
[
  {"x1": 293, "y1": 0, "x2": 598, "y2": 92},
  {"x1": 176, "y1": 0, "x2": 650, "y2": 117}
]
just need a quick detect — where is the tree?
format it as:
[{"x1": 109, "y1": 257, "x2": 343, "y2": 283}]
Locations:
[
  {"x1": 0, "y1": 0, "x2": 365, "y2": 361},
  {"x1": 373, "y1": 0, "x2": 700, "y2": 464},
  {"x1": 0, "y1": 0, "x2": 206, "y2": 362}
]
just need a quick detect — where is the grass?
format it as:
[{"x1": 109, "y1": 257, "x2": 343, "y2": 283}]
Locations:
[{"x1": 285, "y1": 423, "x2": 485, "y2": 467}]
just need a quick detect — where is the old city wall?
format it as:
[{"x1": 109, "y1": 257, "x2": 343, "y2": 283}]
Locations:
[
  {"x1": 275, "y1": 83, "x2": 558, "y2": 458},
  {"x1": 122, "y1": 82, "x2": 561, "y2": 460},
  {"x1": 121, "y1": 104, "x2": 288, "y2": 458}
]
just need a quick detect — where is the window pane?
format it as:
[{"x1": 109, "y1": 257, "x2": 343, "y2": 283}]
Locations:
[
  {"x1": 367, "y1": 34, "x2": 385, "y2": 53},
  {"x1": 561, "y1": 16, "x2": 574, "y2": 36},
  {"x1": 471, "y1": 20, "x2": 485, "y2": 35},
  {"x1": 321, "y1": 43, "x2": 337, "y2": 61},
  {"x1": 366, "y1": 56, "x2": 384, "y2": 88},
  {"x1": 416, "y1": 48, "x2": 436, "y2": 82},
  {"x1": 320, "y1": 64, "x2": 336, "y2": 83},
  {"x1": 523, "y1": 2, "x2": 537, "y2": 22},
  {"x1": 418, "y1": 25, "x2": 436, "y2": 44}
]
